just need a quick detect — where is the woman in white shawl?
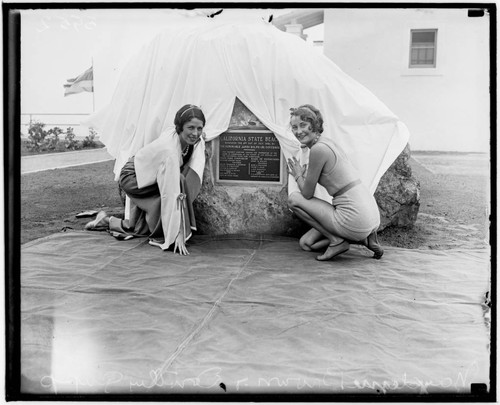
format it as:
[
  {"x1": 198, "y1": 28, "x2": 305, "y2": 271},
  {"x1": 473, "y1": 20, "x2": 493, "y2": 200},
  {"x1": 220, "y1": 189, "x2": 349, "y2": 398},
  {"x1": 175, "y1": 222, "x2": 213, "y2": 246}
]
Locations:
[{"x1": 85, "y1": 104, "x2": 206, "y2": 255}]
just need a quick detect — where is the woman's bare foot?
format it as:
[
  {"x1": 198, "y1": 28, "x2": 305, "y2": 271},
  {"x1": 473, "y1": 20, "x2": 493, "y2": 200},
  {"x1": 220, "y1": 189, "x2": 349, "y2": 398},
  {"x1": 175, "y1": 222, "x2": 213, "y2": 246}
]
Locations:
[
  {"x1": 348, "y1": 232, "x2": 384, "y2": 259},
  {"x1": 84, "y1": 211, "x2": 109, "y2": 230},
  {"x1": 316, "y1": 241, "x2": 350, "y2": 261}
]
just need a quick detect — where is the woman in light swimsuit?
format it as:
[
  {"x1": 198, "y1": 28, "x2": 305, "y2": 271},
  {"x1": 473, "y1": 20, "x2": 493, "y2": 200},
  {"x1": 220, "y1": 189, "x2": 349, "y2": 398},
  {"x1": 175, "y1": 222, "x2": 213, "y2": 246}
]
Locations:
[{"x1": 287, "y1": 104, "x2": 384, "y2": 261}]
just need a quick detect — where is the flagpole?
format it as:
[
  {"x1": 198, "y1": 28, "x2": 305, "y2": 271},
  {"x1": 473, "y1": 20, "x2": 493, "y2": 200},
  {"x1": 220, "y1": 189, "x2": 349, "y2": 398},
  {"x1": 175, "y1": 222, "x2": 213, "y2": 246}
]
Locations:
[{"x1": 91, "y1": 57, "x2": 95, "y2": 112}]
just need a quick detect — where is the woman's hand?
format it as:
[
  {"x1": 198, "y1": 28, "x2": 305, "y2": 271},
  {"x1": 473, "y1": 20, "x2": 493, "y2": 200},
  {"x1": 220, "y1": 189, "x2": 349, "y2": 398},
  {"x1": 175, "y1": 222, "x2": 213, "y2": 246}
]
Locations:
[
  {"x1": 287, "y1": 157, "x2": 306, "y2": 180},
  {"x1": 173, "y1": 234, "x2": 190, "y2": 255}
]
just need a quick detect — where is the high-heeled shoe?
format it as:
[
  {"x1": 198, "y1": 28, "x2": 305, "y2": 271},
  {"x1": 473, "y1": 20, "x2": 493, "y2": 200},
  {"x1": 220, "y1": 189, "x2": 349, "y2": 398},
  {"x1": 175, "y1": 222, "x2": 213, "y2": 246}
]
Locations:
[
  {"x1": 364, "y1": 231, "x2": 384, "y2": 259},
  {"x1": 316, "y1": 241, "x2": 350, "y2": 261}
]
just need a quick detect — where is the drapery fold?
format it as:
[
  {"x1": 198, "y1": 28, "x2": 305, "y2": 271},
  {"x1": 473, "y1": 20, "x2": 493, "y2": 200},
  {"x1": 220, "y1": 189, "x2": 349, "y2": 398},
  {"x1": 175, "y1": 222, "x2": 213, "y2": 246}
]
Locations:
[{"x1": 84, "y1": 15, "x2": 410, "y2": 196}]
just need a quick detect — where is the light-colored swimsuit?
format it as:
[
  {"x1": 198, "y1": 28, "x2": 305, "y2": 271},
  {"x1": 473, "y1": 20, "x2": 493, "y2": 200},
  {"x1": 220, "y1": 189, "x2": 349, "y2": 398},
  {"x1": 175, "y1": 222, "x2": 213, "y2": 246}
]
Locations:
[{"x1": 315, "y1": 138, "x2": 380, "y2": 241}]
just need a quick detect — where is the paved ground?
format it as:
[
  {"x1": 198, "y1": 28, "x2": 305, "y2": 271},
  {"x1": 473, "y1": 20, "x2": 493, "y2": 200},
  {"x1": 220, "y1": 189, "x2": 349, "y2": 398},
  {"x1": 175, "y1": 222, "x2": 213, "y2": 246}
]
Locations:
[
  {"x1": 21, "y1": 148, "x2": 113, "y2": 174},
  {"x1": 411, "y1": 151, "x2": 490, "y2": 177},
  {"x1": 21, "y1": 148, "x2": 490, "y2": 177}
]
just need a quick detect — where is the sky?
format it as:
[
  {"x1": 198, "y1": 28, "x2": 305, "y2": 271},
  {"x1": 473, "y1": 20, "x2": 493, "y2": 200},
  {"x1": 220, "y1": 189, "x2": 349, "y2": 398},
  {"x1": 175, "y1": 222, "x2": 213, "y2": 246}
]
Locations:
[{"x1": 20, "y1": 8, "x2": 324, "y2": 134}]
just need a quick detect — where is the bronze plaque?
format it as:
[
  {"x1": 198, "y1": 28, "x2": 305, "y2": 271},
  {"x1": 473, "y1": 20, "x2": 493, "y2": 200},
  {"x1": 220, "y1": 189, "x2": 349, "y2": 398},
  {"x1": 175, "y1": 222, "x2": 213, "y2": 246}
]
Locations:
[{"x1": 218, "y1": 131, "x2": 282, "y2": 182}]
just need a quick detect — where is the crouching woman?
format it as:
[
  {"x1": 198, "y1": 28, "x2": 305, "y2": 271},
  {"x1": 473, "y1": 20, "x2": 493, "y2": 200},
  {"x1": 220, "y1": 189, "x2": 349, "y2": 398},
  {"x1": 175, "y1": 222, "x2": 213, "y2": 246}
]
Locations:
[
  {"x1": 85, "y1": 104, "x2": 206, "y2": 255},
  {"x1": 287, "y1": 104, "x2": 383, "y2": 261}
]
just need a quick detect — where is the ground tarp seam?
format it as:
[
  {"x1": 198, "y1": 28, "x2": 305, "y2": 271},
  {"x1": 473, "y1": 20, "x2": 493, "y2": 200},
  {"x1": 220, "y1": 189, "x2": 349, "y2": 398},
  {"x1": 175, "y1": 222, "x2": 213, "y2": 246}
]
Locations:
[{"x1": 157, "y1": 240, "x2": 261, "y2": 375}]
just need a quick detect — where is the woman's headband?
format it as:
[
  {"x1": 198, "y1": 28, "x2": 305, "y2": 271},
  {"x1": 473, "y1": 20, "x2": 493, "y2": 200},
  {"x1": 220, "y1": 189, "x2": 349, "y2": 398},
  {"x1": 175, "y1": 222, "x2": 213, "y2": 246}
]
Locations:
[
  {"x1": 290, "y1": 106, "x2": 317, "y2": 118},
  {"x1": 180, "y1": 105, "x2": 201, "y2": 118}
]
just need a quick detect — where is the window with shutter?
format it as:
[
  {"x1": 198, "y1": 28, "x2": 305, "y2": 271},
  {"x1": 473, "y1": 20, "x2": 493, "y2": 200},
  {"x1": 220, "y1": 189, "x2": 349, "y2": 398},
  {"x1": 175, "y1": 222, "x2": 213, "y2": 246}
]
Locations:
[{"x1": 409, "y1": 29, "x2": 438, "y2": 68}]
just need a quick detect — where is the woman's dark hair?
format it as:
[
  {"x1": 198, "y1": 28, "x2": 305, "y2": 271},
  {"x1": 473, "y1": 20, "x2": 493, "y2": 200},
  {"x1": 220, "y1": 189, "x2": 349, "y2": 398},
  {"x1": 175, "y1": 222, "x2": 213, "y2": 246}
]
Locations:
[
  {"x1": 290, "y1": 104, "x2": 324, "y2": 134},
  {"x1": 174, "y1": 104, "x2": 206, "y2": 134}
]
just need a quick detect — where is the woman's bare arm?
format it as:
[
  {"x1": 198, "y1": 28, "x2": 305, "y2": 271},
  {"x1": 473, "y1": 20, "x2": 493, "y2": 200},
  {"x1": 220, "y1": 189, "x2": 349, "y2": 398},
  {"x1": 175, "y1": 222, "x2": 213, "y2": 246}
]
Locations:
[{"x1": 299, "y1": 144, "x2": 333, "y2": 199}]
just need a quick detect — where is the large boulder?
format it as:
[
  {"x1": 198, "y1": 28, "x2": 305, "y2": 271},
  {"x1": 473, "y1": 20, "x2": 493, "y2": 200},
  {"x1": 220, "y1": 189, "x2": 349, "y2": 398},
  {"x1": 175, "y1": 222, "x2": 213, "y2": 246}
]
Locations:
[
  {"x1": 193, "y1": 141, "x2": 420, "y2": 236},
  {"x1": 193, "y1": 139, "x2": 304, "y2": 236},
  {"x1": 374, "y1": 144, "x2": 420, "y2": 229},
  {"x1": 193, "y1": 99, "x2": 303, "y2": 236}
]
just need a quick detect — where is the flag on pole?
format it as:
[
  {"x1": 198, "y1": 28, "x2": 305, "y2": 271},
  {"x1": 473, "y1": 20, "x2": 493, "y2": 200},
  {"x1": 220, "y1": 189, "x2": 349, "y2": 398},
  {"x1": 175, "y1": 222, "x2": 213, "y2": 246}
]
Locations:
[{"x1": 63, "y1": 67, "x2": 93, "y2": 96}]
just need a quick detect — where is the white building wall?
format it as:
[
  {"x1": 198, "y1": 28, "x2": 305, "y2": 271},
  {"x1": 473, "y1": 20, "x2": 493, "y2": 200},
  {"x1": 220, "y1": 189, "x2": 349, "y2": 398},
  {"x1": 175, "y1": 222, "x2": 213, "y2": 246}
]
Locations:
[{"x1": 323, "y1": 8, "x2": 490, "y2": 152}]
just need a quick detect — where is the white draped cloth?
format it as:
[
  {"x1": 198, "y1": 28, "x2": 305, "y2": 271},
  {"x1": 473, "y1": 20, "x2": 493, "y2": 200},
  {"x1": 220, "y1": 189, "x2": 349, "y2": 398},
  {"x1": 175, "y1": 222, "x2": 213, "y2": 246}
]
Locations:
[
  {"x1": 85, "y1": 13, "x2": 410, "y2": 244},
  {"x1": 133, "y1": 131, "x2": 205, "y2": 249}
]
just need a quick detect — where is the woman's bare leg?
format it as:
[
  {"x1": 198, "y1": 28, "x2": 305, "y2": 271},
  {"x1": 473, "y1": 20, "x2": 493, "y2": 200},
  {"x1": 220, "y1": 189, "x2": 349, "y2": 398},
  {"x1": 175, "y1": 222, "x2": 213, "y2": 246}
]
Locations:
[
  {"x1": 299, "y1": 228, "x2": 329, "y2": 251},
  {"x1": 311, "y1": 238, "x2": 331, "y2": 251},
  {"x1": 292, "y1": 206, "x2": 343, "y2": 244},
  {"x1": 288, "y1": 193, "x2": 349, "y2": 260}
]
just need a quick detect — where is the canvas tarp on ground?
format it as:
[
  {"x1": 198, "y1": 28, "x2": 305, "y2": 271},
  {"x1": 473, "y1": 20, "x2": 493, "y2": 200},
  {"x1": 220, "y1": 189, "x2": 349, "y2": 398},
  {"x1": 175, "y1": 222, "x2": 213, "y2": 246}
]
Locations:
[
  {"x1": 85, "y1": 12, "x2": 410, "y2": 194},
  {"x1": 21, "y1": 232, "x2": 490, "y2": 395}
]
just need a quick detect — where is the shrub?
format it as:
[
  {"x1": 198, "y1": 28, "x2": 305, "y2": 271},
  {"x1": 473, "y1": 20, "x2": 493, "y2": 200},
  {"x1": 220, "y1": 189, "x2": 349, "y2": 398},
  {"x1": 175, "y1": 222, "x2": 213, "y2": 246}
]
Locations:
[
  {"x1": 23, "y1": 121, "x2": 101, "y2": 154},
  {"x1": 65, "y1": 127, "x2": 81, "y2": 150},
  {"x1": 26, "y1": 121, "x2": 47, "y2": 152},
  {"x1": 82, "y1": 127, "x2": 98, "y2": 148},
  {"x1": 26, "y1": 122, "x2": 65, "y2": 152},
  {"x1": 45, "y1": 127, "x2": 63, "y2": 151}
]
